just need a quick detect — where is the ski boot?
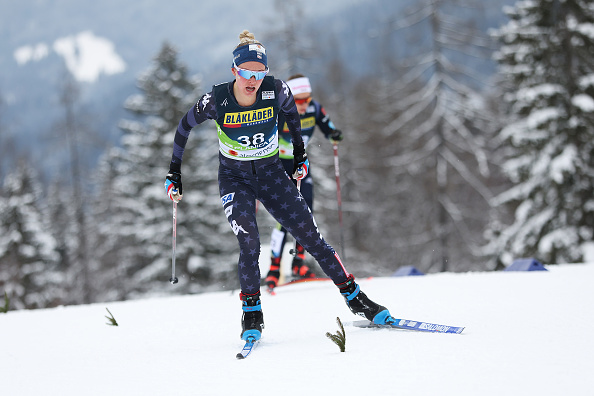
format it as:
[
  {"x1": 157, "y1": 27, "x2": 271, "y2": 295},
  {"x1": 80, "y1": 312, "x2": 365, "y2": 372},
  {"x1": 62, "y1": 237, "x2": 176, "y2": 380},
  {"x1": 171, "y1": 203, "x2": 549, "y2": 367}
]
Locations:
[
  {"x1": 265, "y1": 257, "x2": 281, "y2": 291},
  {"x1": 240, "y1": 291, "x2": 264, "y2": 341},
  {"x1": 291, "y1": 245, "x2": 315, "y2": 279},
  {"x1": 337, "y1": 275, "x2": 393, "y2": 325}
]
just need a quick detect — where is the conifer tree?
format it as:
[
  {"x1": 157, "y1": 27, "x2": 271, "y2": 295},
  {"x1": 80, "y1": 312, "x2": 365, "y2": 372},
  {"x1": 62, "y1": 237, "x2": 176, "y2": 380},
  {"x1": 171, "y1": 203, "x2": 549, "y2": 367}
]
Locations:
[
  {"x1": 487, "y1": 0, "x2": 594, "y2": 266},
  {"x1": 266, "y1": 0, "x2": 312, "y2": 77},
  {"x1": 58, "y1": 73, "x2": 94, "y2": 303},
  {"x1": 0, "y1": 92, "x2": 13, "y2": 182},
  {"x1": 0, "y1": 161, "x2": 63, "y2": 309},
  {"x1": 348, "y1": 0, "x2": 497, "y2": 272},
  {"x1": 94, "y1": 42, "x2": 236, "y2": 299},
  {"x1": 46, "y1": 178, "x2": 79, "y2": 302}
]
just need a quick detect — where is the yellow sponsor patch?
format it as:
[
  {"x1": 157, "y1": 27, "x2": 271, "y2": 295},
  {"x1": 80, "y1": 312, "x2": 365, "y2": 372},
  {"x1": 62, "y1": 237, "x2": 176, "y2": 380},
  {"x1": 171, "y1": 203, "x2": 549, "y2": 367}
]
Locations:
[
  {"x1": 280, "y1": 116, "x2": 315, "y2": 133},
  {"x1": 301, "y1": 116, "x2": 315, "y2": 130},
  {"x1": 223, "y1": 107, "x2": 274, "y2": 128}
]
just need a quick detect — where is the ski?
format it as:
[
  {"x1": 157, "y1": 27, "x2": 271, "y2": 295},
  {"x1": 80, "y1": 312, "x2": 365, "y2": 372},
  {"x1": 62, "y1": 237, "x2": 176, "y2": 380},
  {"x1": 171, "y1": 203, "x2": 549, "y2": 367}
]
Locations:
[
  {"x1": 267, "y1": 277, "x2": 330, "y2": 295},
  {"x1": 276, "y1": 275, "x2": 374, "y2": 288},
  {"x1": 277, "y1": 277, "x2": 330, "y2": 287},
  {"x1": 352, "y1": 319, "x2": 464, "y2": 334},
  {"x1": 268, "y1": 276, "x2": 376, "y2": 295},
  {"x1": 236, "y1": 336, "x2": 258, "y2": 359}
]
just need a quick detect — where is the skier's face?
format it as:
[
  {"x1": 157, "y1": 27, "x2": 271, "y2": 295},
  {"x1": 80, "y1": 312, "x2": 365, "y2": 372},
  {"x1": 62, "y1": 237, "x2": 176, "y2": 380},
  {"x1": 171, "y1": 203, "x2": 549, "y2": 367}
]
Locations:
[
  {"x1": 232, "y1": 61, "x2": 267, "y2": 104},
  {"x1": 293, "y1": 93, "x2": 311, "y2": 115}
]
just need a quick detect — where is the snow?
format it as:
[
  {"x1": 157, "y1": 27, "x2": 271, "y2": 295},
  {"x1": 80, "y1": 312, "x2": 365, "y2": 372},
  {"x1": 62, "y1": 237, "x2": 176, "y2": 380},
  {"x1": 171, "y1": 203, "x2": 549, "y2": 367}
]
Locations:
[
  {"x1": 2, "y1": 263, "x2": 594, "y2": 395},
  {"x1": 517, "y1": 83, "x2": 562, "y2": 102},
  {"x1": 526, "y1": 107, "x2": 561, "y2": 129},
  {"x1": 574, "y1": 22, "x2": 594, "y2": 39},
  {"x1": 13, "y1": 43, "x2": 49, "y2": 64},
  {"x1": 549, "y1": 144, "x2": 577, "y2": 184},
  {"x1": 52, "y1": 30, "x2": 126, "y2": 83},
  {"x1": 13, "y1": 30, "x2": 127, "y2": 83},
  {"x1": 580, "y1": 74, "x2": 594, "y2": 89},
  {"x1": 572, "y1": 93, "x2": 594, "y2": 112}
]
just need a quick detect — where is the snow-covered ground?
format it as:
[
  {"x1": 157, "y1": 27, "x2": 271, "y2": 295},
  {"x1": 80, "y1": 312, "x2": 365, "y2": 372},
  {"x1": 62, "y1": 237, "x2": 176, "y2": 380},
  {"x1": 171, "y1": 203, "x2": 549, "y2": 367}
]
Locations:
[{"x1": 2, "y1": 263, "x2": 593, "y2": 395}]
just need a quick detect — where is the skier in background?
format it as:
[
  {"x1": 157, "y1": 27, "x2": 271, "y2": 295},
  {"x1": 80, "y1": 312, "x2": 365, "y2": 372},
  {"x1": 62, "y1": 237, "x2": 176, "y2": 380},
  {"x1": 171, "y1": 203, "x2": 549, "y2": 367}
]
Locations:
[
  {"x1": 164, "y1": 30, "x2": 393, "y2": 343},
  {"x1": 264, "y1": 74, "x2": 343, "y2": 291}
]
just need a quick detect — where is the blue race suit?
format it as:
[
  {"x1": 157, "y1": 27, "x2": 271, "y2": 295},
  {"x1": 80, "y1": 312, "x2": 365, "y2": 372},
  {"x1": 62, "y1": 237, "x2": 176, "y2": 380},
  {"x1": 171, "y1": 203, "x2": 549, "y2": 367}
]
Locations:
[
  {"x1": 270, "y1": 99, "x2": 341, "y2": 263},
  {"x1": 169, "y1": 76, "x2": 349, "y2": 294}
]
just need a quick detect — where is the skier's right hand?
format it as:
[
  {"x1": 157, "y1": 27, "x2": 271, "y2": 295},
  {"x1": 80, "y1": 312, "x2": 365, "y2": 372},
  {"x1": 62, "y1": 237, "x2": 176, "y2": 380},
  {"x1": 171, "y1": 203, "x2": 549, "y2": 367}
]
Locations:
[
  {"x1": 165, "y1": 171, "x2": 183, "y2": 202},
  {"x1": 292, "y1": 142, "x2": 309, "y2": 180}
]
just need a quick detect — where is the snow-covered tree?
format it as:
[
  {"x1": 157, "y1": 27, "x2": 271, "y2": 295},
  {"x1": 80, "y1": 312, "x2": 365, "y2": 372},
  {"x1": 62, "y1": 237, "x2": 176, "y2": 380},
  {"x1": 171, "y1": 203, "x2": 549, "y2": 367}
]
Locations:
[
  {"x1": 0, "y1": 91, "x2": 13, "y2": 182},
  {"x1": 346, "y1": 0, "x2": 497, "y2": 273},
  {"x1": 487, "y1": 0, "x2": 594, "y2": 266},
  {"x1": 45, "y1": 178, "x2": 78, "y2": 302},
  {"x1": 94, "y1": 42, "x2": 237, "y2": 300},
  {"x1": 264, "y1": 0, "x2": 313, "y2": 77},
  {"x1": 57, "y1": 74, "x2": 94, "y2": 303},
  {"x1": 0, "y1": 161, "x2": 63, "y2": 309}
]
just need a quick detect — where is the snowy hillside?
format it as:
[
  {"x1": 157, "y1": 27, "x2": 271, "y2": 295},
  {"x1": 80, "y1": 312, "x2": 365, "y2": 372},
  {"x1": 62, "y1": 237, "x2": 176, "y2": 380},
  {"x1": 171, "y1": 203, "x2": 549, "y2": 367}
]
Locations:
[{"x1": 2, "y1": 263, "x2": 593, "y2": 395}]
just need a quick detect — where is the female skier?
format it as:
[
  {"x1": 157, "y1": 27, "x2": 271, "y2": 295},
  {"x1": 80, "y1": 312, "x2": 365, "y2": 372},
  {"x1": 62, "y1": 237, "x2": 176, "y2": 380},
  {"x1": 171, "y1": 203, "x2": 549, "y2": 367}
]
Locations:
[
  {"x1": 164, "y1": 30, "x2": 392, "y2": 342},
  {"x1": 265, "y1": 74, "x2": 343, "y2": 291}
]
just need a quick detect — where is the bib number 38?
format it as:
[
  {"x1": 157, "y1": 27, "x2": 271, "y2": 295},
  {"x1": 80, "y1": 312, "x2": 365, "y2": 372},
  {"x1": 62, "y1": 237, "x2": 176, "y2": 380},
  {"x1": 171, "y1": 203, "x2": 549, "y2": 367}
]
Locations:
[{"x1": 238, "y1": 133, "x2": 265, "y2": 147}]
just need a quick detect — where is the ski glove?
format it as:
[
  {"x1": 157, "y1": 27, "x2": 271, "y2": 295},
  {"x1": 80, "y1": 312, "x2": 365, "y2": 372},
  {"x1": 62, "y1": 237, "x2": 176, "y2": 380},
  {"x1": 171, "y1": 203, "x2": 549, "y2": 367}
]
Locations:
[
  {"x1": 165, "y1": 171, "x2": 183, "y2": 202},
  {"x1": 329, "y1": 129, "x2": 343, "y2": 142},
  {"x1": 292, "y1": 142, "x2": 309, "y2": 180}
]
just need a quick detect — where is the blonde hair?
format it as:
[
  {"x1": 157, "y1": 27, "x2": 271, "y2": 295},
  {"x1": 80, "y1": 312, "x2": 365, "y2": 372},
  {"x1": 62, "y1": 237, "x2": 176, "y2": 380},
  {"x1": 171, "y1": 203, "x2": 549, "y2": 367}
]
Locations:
[{"x1": 236, "y1": 30, "x2": 262, "y2": 48}]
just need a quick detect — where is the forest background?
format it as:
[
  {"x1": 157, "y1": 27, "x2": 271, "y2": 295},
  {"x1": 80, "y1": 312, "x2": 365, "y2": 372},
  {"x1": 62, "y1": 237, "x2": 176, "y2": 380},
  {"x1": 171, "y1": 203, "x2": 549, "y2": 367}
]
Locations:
[{"x1": 1, "y1": 0, "x2": 593, "y2": 310}]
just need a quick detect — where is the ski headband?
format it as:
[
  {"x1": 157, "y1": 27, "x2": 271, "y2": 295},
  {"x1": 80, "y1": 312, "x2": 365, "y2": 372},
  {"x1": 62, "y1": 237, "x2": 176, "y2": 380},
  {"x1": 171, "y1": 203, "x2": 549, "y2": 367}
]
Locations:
[
  {"x1": 287, "y1": 77, "x2": 312, "y2": 96},
  {"x1": 232, "y1": 43, "x2": 267, "y2": 68}
]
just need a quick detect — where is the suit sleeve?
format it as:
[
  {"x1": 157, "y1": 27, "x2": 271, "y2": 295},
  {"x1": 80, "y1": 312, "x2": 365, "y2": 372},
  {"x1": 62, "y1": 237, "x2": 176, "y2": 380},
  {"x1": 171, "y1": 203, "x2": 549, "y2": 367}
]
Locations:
[
  {"x1": 169, "y1": 91, "x2": 217, "y2": 172},
  {"x1": 276, "y1": 79, "x2": 303, "y2": 146},
  {"x1": 314, "y1": 101, "x2": 338, "y2": 139}
]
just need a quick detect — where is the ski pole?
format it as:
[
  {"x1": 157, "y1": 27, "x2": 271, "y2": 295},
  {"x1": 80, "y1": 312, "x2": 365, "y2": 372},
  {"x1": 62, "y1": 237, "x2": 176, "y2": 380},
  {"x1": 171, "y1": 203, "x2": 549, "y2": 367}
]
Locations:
[
  {"x1": 333, "y1": 143, "x2": 346, "y2": 259},
  {"x1": 170, "y1": 201, "x2": 179, "y2": 284},
  {"x1": 289, "y1": 175, "x2": 303, "y2": 256}
]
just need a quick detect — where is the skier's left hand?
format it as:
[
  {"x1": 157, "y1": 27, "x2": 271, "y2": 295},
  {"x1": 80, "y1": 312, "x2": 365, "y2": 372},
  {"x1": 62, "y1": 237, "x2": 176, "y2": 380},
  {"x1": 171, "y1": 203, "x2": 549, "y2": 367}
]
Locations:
[
  {"x1": 165, "y1": 171, "x2": 183, "y2": 202},
  {"x1": 292, "y1": 142, "x2": 309, "y2": 180},
  {"x1": 329, "y1": 129, "x2": 343, "y2": 143}
]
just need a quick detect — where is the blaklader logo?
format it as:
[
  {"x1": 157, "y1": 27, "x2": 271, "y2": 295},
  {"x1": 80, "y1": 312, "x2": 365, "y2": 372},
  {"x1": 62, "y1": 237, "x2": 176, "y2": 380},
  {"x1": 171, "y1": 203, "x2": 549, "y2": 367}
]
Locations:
[{"x1": 223, "y1": 107, "x2": 274, "y2": 128}]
